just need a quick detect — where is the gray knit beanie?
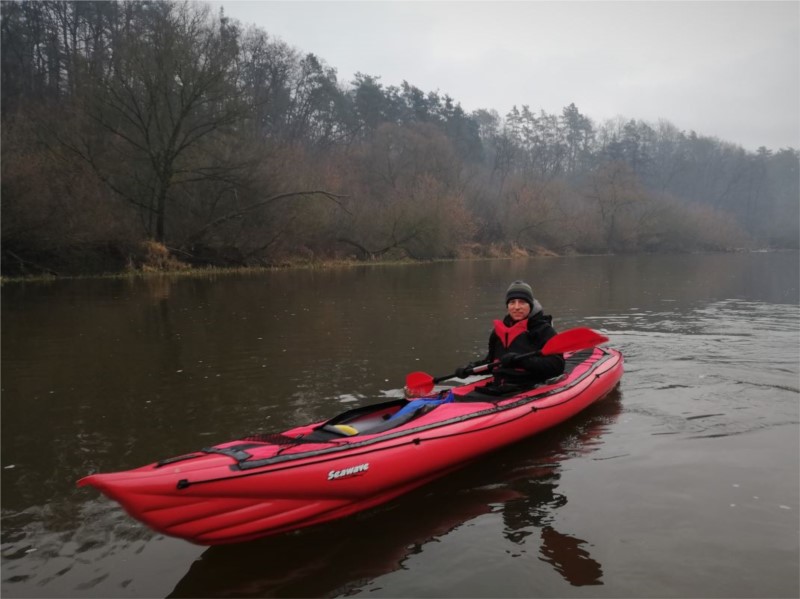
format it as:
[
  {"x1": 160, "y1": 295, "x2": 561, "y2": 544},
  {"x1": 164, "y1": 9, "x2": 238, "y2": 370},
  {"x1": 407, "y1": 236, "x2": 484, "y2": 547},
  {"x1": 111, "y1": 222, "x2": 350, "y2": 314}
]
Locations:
[{"x1": 505, "y1": 280, "x2": 534, "y2": 307}]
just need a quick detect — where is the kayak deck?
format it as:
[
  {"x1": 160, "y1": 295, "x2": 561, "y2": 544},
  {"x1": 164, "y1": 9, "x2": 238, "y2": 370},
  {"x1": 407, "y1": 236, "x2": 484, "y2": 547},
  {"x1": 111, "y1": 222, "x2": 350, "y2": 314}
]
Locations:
[{"x1": 78, "y1": 347, "x2": 623, "y2": 544}]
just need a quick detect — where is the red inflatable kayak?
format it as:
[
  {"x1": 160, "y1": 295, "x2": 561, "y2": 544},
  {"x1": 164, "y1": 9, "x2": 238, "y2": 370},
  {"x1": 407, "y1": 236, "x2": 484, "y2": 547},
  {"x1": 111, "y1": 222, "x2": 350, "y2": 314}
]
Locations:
[{"x1": 78, "y1": 345, "x2": 623, "y2": 545}]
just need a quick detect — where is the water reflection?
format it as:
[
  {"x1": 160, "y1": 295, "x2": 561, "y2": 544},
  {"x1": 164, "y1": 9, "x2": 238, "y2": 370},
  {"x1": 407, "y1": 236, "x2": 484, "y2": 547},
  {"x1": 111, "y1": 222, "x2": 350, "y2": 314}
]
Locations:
[
  {"x1": 539, "y1": 526, "x2": 603, "y2": 586},
  {"x1": 494, "y1": 393, "x2": 618, "y2": 588},
  {"x1": 168, "y1": 392, "x2": 620, "y2": 598},
  {"x1": 499, "y1": 471, "x2": 604, "y2": 587},
  {"x1": 3, "y1": 252, "x2": 797, "y2": 597}
]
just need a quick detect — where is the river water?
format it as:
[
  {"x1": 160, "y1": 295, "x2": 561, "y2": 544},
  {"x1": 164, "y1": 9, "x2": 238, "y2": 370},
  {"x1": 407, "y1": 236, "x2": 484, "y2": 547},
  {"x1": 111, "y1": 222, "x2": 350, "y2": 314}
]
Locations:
[{"x1": 2, "y1": 252, "x2": 798, "y2": 598}]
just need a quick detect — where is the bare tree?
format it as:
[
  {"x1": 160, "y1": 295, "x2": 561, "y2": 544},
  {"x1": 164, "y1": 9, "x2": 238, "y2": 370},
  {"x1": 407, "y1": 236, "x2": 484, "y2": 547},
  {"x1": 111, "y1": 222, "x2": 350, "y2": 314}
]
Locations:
[
  {"x1": 70, "y1": 1, "x2": 246, "y2": 242},
  {"x1": 585, "y1": 161, "x2": 648, "y2": 251}
]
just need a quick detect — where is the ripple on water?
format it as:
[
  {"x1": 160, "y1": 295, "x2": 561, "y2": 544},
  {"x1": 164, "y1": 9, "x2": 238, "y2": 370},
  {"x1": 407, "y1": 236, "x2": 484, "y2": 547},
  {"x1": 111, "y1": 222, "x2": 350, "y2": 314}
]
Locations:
[{"x1": 604, "y1": 300, "x2": 799, "y2": 439}]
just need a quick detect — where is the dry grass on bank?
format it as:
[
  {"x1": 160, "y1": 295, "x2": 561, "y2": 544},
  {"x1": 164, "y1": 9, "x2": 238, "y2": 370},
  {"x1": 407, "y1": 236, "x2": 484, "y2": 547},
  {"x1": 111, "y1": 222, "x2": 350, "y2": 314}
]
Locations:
[{"x1": 1, "y1": 242, "x2": 573, "y2": 284}]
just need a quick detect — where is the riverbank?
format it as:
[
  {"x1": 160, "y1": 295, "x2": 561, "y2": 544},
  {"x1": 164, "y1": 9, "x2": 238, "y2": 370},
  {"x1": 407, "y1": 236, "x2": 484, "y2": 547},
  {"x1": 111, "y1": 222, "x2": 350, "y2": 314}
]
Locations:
[
  {"x1": 2, "y1": 241, "x2": 787, "y2": 286},
  {"x1": 0, "y1": 241, "x2": 566, "y2": 284}
]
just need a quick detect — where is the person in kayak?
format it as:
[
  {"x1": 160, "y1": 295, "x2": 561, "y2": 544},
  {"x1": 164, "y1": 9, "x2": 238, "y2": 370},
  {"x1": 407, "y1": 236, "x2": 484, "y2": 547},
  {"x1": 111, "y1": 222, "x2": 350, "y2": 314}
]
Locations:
[{"x1": 457, "y1": 280, "x2": 565, "y2": 391}]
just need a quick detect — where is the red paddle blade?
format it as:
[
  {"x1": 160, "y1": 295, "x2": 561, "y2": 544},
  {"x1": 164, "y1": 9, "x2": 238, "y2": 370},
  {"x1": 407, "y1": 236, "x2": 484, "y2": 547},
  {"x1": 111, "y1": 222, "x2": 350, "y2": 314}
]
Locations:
[
  {"x1": 405, "y1": 371, "x2": 435, "y2": 395},
  {"x1": 541, "y1": 327, "x2": 608, "y2": 355}
]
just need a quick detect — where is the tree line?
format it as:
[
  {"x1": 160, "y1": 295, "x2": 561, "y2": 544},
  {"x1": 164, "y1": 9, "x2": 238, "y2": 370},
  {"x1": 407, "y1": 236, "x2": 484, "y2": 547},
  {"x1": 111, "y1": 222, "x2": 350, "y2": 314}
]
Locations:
[{"x1": 2, "y1": 0, "x2": 798, "y2": 276}]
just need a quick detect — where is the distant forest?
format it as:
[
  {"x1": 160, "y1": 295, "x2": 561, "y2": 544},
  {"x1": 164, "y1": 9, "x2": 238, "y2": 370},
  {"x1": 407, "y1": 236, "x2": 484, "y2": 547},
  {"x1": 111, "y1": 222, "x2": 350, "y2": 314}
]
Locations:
[{"x1": 2, "y1": 1, "x2": 798, "y2": 276}]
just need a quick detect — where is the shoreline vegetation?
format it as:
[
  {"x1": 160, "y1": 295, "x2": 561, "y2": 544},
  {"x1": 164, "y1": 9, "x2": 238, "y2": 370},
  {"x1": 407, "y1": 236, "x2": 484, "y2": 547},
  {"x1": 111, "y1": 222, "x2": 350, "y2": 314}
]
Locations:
[
  {"x1": 0, "y1": 241, "x2": 562, "y2": 284},
  {"x1": 0, "y1": 241, "x2": 788, "y2": 285},
  {"x1": 2, "y1": 2, "x2": 798, "y2": 282}
]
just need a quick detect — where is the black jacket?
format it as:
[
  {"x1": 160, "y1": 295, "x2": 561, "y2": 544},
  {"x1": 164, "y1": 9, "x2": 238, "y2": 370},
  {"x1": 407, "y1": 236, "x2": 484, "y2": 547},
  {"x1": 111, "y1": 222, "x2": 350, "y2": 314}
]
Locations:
[{"x1": 483, "y1": 309, "x2": 565, "y2": 386}]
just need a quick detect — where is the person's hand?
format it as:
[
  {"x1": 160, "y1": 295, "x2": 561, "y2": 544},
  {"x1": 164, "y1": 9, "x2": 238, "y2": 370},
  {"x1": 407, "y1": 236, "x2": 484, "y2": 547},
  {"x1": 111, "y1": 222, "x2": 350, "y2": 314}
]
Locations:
[
  {"x1": 455, "y1": 364, "x2": 473, "y2": 378},
  {"x1": 455, "y1": 360, "x2": 483, "y2": 378},
  {"x1": 500, "y1": 352, "x2": 520, "y2": 367}
]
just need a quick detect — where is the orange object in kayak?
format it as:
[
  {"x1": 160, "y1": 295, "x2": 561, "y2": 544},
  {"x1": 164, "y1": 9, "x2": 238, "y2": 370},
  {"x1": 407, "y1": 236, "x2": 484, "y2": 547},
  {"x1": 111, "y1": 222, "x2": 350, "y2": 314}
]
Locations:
[{"x1": 78, "y1": 347, "x2": 623, "y2": 545}]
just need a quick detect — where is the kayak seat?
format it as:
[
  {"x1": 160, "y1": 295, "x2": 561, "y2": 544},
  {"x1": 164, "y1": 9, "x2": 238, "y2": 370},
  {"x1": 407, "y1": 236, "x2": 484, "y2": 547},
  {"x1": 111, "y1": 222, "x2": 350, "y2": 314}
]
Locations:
[
  {"x1": 355, "y1": 402, "x2": 437, "y2": 435},
  {"x1": 312, "y1": 393, "x2": 454, "y2": 438},
  {"x1": 298, "y1": 405, "x2": 431, "y2": 441}
]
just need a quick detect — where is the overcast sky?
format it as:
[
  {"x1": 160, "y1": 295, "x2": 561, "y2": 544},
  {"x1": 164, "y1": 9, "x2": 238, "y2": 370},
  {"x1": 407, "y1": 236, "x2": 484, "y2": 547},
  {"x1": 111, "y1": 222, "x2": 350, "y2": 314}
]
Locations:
[{"x1": 215, "y1": 1, "x2": 799, "y2": 151}]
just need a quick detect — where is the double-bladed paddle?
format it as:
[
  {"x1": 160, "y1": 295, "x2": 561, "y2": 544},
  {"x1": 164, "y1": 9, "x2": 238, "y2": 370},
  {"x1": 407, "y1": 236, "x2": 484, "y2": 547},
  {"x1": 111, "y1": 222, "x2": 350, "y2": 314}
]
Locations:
[{"x1": 405, "y1": 327, "x2": 609, "y2": 396}]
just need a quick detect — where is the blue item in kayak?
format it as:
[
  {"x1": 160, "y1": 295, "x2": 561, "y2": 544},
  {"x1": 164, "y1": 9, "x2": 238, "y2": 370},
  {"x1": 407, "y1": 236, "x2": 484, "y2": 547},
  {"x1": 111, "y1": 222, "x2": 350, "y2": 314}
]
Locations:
[{"x1": 390, "y1": 390, "x2": 455, "y2": 421}]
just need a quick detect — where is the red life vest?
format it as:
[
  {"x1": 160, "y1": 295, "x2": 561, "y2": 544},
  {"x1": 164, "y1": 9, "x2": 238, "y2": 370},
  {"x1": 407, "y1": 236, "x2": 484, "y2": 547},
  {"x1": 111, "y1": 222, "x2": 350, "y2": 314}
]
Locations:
[
  {"x1": 488, "y1": 314, "x2": 564, "y2": 388},
  {"x1": 492, "y1": 318, "x2": 532, "y2": 351},
  {"x1": 490, "y1": 317, "x2": 545, "y2": 385}
]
